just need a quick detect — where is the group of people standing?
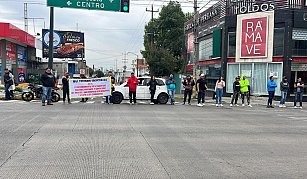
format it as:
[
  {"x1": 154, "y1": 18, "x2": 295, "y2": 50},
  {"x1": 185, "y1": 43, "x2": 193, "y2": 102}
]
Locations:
[
  {"x1": 266, "y1": 76, "x2": 304, "y2": 109},
  {"x1": 181, "y1": 74, "x2": 305, "y2": 108}
]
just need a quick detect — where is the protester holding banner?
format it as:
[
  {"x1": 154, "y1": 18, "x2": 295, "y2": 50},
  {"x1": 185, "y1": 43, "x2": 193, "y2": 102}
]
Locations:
[
  {"x1": 106, "y1": 71, "x2": 115, "y2": 104},
  {"x1": 127, "y1": 72, "x2": 139, "y2": 105},
  {"x1": 62, "y1": 72, "x2": 71, "y2": 104},
  {"x1": 41, "y1": 68, "x2": 56, "y2": 106},
  {"x1": 80, "y1": 74, "x2": 88, "y2": 103}
]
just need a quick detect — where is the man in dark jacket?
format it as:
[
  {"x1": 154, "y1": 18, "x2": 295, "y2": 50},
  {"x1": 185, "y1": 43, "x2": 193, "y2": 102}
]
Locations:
[
  {"x1": 230, "y1": 76, "x2": 240, "y2": 106},
  {"x1": 62, "y1": 72, "x2": 71, "y2": 104},
  {"x1": 279, "y1": 76, "x2": 289, "y2": 108},
  {"x1": 147, "y1": 75, "x2": 157, "y2": 105},
  {"x1": 41, "y1": 68, "x2": 56, "y2": 106},
  {"x1": 182, "y1": 75, "x2": 195, "y2": 105},
  {"x1": 196, "y1": 74, "x2": 207, "y2": 107},
  {"x1": 294, "y1": 77, "x2": 304, "y2": 109},
  {"x1": 3, "y1": 68, "x2": 13, "y2": 100}
]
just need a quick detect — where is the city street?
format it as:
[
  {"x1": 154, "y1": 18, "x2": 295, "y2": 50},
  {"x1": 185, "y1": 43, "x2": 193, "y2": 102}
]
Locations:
[{"x1": 0, "y1": 100, "x2": 306, "y2": 178}]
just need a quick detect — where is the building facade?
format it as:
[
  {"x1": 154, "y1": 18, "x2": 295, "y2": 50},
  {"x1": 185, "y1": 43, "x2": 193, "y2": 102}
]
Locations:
[
  {"x1": 0, "y1": 23, "x2": 36, "y2": 84},
  {"x1": 185, "y1": 0, "x2": 307, "y2": 95}
]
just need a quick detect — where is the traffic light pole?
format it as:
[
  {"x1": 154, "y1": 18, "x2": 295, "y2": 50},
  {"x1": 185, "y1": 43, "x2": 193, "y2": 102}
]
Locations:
[{"x1": 48, "y1": 7, "x2": 54, "y2": 69}]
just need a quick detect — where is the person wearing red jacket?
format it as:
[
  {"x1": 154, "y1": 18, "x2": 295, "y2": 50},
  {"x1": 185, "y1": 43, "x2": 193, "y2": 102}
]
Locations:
[{"x1": 127, "y1": 72, "x2": 139, "y2": 104}]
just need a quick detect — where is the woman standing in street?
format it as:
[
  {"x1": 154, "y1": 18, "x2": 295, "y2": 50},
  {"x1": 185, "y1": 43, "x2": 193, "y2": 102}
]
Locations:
[
  {"x1": 215, "y1": 76, "x2": 225, "y2": 107},
  {"x1": 147, "y1": 75, "x2": 157, "y2": 105}
]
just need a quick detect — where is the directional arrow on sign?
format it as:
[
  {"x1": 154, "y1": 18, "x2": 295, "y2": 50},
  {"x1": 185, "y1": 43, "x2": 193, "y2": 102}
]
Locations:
[{"x1": 67, "y1": 1, "x2": 72, "y2": 6}]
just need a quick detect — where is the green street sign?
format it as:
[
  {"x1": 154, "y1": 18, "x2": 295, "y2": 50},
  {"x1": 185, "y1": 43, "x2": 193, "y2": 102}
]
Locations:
[{"x1": 47, "y1": 0, "x2": 125, "y2": 12}]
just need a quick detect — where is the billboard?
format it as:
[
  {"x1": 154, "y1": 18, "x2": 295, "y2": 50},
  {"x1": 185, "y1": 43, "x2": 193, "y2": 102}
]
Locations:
[
  {"x1": 42, "y1": 29, "x2": 85, "y2": 58},
  {"x1": 0, "y1": 41, "x2": 16, "y2": 60},
  {"x1": 187, "y1": 33, "x2": 194, "y2": 53},
  {"x1": 236, "y1": 11, "x2": 274, "y2": 62}
]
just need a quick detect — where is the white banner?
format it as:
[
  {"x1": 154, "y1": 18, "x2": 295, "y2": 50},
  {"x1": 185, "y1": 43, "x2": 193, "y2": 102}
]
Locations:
[{"x1": 69, "y1": 77, "x2": 111, "y2": 98}]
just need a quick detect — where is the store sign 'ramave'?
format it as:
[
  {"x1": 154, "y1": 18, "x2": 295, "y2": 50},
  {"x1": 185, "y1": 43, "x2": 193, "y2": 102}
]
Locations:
[
  {"x1": 236, "y1": 11, "x2": 274, "y2": 63},
  {"x1": 241, "y1": 17, "x2": 268, "y2": 57}
]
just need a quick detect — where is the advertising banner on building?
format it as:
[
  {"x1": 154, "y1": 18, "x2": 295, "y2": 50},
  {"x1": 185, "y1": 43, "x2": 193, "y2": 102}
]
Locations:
[
  {"x1": 69, "y1": 77, "x2": 111, "y2": 98},
  {"x1": 42, "y1": 29, "x2": 85, "y2": 58},
  {"x1": 0, "y1": 41, "x2": 17, "y2": 60},
  {"x1": 236, "y1": 11, "x2": 274, "y2": 62},
  {"x1": 187, "y1": 33, "x2": 194, "y2": 53},
  {"x1": 18, "y1": 68, "x2": 26, "y2": 83}
]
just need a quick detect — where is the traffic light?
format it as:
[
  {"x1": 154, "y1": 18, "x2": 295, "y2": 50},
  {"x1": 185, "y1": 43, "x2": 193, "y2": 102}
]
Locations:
[{"x1": 120, "y1": 0, "x2": 129, "y2": 13}]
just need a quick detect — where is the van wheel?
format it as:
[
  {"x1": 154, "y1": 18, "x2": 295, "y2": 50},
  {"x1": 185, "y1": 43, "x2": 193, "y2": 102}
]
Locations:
[
  {"x1": 112, "y1": 92, "x2": 123, "y2": 104},
  {"x1": 157, "y1": 93, "x2": 169, "y2": 104}
]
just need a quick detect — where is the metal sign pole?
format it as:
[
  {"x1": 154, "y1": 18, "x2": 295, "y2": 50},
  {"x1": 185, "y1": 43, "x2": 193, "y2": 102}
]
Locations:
[{"x1": 48, "y1": 7, "x2": 54, "y2": 69}]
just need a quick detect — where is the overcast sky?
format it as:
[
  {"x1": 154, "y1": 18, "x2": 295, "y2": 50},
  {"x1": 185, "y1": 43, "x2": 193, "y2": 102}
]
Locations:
[{"x1": 0, "y1": 0, "x2": 216, "y2": 70}]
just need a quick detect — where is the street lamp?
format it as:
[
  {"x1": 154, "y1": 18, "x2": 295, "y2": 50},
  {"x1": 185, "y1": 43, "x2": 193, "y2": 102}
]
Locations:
[{"x1": 127, "y1": 52, "x2": 139, "y2": 77}]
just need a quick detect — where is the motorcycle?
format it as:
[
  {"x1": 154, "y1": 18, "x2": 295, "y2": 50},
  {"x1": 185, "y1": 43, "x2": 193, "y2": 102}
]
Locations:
[{"x1": 21, "y1": 84, "x2": 60, "y2": 102}]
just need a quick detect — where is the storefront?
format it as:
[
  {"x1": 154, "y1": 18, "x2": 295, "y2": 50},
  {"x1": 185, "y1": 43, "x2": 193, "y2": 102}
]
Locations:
[
  {"x1": 0, "y1": 23, "x2": 35, "y2": 84},
  {"x1": 185, "y1": 0, "x2": 307, "y2": 95}
]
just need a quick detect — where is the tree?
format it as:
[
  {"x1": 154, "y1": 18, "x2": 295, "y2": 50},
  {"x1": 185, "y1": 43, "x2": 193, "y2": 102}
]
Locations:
[
  {"x1": 94, "y1": 70, "x2": 104, "y2": 78},
  {"x1": 142, "y1": 2, "x2": 187, "y2": 76},
  {"x1": 143, "y1": 47, "x2": 176, "y2": 77}
]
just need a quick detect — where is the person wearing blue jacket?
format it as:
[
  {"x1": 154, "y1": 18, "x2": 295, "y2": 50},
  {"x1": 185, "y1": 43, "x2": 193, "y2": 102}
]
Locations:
[{"x1": 267, "y1": 76, "x2": 277, "y2": 108}]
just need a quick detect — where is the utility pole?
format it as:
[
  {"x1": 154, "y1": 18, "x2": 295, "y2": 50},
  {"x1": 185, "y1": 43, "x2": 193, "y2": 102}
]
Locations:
[
  {"x1": 24, "y1": 3, "x2": 28, "y2": 32},
  {"x1": 146, "y1": 4, "x2": 158, "y2": 46},
  {"x1": 193, "y1": 0, "x2": 199, "y2": 77},
  {"x1": 48, "y1": 7, "x2": 54, "y2": 69},
  {"x1": 122, "y1": 53, "x2": 128, "y2": 82}
]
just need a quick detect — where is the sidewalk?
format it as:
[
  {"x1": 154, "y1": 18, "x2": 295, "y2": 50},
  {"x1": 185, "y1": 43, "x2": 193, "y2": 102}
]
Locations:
[{"x1": 174, "y1": 94, "x2": 294, "y2": 107}]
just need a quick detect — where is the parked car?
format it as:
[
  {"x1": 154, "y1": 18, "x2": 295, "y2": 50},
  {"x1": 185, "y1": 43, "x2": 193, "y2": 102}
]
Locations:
[{"x1": 112, "y1": 77, "x2": 169, "y2": 104}]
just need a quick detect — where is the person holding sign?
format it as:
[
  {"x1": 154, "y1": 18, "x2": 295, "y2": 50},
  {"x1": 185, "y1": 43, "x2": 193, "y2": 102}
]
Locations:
[
  {"x1": 62, "y1": 72, "x2": 71, "y2": 104},
  {"x1": 127, "y1": 72, "x2": 139, "y2": 105},
  {"x1": 106, "y1": 71, "x2": 115, "y2": 104}
]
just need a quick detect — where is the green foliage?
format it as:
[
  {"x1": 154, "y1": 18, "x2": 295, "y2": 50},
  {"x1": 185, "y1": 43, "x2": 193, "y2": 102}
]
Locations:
[
  {"x1": 15, "y1": 86, "x2": 23, "y2": 92},
  {"x1": 143, "y1": 47, "x2": 176, "y2": 77},
  {"x1": 143, "y1": 1, "x2": 187, "y2": 76},
  {"x1": 94, "y1": 70, "x2": 104, "y2": 78}
]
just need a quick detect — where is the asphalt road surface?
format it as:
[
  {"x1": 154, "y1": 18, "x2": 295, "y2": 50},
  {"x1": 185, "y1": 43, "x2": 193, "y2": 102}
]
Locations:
[{"x1": 0, "y1": 99, "x2": 306, "y2": 179}]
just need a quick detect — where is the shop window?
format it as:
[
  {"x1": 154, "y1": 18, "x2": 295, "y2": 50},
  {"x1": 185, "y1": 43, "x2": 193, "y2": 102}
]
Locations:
[
  {"x1": 268, "y1": 63, "x2": 283, "y2": 95},
  {"x1": 226, "y1": 63, "x2": 283, "y2": 95},
  {"x1": 187, "y1": 52, "x2": 194, "y2": 64},
  {"x1": 293, "y1": 40, "x2": 307, "y2": 56},
  {"x1": 253, "y1": 63, "x2": 267, "y2": 95},
  {"x1": 273, "y1": 28, "x2": 284, "y2": 56},
  {"x1": 201, "y1": 64, "x2": 221, "y2": 89},
  {"x1": 226, "y1": 64, "x2": 239, "y2": 93},
  {"x1": 228, "y1": 32, "x2": 236, "y2": 57},
  {"x1": 199, "y1": 37, "x2": 213, "y2": 60}
]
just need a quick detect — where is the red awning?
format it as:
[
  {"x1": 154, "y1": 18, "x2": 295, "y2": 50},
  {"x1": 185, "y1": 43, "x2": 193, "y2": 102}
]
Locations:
[{"x1": 0, "y1": 23, "x2": 35, "y2": 47}]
